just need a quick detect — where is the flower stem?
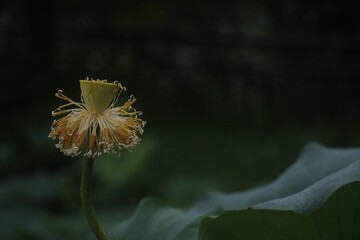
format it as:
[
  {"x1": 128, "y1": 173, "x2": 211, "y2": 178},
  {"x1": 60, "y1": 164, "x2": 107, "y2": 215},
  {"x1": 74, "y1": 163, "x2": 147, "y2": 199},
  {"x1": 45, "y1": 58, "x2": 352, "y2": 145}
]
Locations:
[{"x1": 80, "y1": 158, "x2": 110, "y2": 240}]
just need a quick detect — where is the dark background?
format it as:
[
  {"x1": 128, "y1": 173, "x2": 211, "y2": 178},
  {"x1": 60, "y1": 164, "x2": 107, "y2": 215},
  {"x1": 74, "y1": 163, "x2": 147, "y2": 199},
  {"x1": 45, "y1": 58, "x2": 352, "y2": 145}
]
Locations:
[{"x1": 1, "y1": 0, "x2": 360, "y2": 239}]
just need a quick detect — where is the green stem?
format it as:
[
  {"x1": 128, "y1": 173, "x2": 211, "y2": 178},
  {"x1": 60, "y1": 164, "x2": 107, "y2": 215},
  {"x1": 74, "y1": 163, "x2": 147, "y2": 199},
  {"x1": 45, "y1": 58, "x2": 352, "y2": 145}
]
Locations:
[{"x1": 80, "y1": 158, "x2": 110, "y2": 240}]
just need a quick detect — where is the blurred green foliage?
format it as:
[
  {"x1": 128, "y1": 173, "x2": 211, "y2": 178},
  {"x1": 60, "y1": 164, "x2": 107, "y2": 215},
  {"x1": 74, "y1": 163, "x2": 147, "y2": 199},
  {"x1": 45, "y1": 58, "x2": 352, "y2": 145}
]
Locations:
[
  {"x1": 107, "y1": 143, "x2": 360, "y2": 239},
  {"x1": 1, "y1": 0, "x2": 360, "y2": 239}
]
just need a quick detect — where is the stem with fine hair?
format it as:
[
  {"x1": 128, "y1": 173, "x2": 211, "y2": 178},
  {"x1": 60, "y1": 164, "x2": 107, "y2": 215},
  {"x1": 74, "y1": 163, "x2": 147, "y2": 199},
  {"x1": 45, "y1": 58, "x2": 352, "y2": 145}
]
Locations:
[{"x1": 80, "y1": 157, "x2": 109, "y2": 240}]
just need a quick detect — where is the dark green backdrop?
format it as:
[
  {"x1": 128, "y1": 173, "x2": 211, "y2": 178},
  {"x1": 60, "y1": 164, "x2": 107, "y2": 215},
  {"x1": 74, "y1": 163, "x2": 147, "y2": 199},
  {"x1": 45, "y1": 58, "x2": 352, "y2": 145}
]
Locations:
[{"x1": 1, "y1": 0, "x2": 360, "y2": 239}]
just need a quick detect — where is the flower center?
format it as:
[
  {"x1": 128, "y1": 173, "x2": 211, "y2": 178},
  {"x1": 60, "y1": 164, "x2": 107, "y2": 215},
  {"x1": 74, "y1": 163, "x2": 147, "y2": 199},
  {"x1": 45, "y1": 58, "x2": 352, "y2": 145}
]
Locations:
[{"x1": 80, "y1": 79, "x2": 118, "y2": 113}]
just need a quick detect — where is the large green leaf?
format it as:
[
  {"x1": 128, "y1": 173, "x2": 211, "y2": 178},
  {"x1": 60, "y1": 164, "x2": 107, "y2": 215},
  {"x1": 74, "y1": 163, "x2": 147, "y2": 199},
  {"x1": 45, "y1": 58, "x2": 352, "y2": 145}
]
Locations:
[
  {"x1": 111, "y1": 143, "x2": 360, "y2": 240},
  {"x1": 199, "y1": 182, "x2": 360, "y2": 240}
]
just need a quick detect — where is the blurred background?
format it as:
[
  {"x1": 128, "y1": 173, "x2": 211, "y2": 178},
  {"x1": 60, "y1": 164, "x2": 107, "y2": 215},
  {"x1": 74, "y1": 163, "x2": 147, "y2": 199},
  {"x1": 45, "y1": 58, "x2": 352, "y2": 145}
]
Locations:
[{"x1": 1, "y1": 0, "x2": 360, "y2": 239}]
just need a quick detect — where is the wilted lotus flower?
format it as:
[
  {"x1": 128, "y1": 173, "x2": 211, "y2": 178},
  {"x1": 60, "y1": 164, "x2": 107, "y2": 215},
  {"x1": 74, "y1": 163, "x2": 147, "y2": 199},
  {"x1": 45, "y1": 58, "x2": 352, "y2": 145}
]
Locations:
[{"x1": 49, "y1": 78, "x2": 145, "y2": 158}]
